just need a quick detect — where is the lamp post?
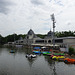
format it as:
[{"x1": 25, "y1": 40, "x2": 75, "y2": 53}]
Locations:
[{"x1": 51, "y1": 13, "x2": 56, "y2": 49}]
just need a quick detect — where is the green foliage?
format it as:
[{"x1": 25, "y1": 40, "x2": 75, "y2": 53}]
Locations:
[
  {"x1": 0, "y1": 30, "x2": 75, "y2": 45},
  {"x1": 69, "y1": 47, "x2": 75, "y2": 55},
  {"x1": 55, "y1": 31, "x2": 75, "y2": 37},
  {"x1": 36, "y1": 34, "x2": 47, "y2": 39},
  {"x1": 0, "y1": 34, "x2": 26, "y2": 44},
  {"x1": 0, "y1": 35, "x2": 5, "y2": 45}
]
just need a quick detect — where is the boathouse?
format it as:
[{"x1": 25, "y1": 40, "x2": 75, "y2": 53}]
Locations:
[{"x1": 14, "y1": 29, "x2": 75, "y2": 52}]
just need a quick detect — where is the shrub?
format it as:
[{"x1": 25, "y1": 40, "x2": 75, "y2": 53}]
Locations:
[{"x1": 69, "y1": 47, "x2": 75, "y2": 55}]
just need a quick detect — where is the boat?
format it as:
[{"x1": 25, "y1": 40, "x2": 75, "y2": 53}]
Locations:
[
  {"x1": 41, "y1": 47, "x2": 49, "y2": 51},
  {"x1": 54, "y1": 53, "x2": 65, "y2": 56},
  {"x1": 26, "y1": 54, "x2": 37, "y2": 58},
  {"x1": 33, "y1": 51, "x2": 41, "y2": 54},
  {"x1": 52, "y1": 56, "x2": 65, "y2": 60},
  {"x1": 10, "y1": 50, "x2": 15, "y2": 53},
  {"x1": 64, "y1": 58, "x2": 75, "y2": 64},
  {"x1": 50, "y1": 55, "x2": 54, "y2": 59},
  {"x1": 42, "y1": 51, "x2": 51, "y2": 55},
  {"x1": 33, "y1": 47, "x2": 41, "y2": 51}
]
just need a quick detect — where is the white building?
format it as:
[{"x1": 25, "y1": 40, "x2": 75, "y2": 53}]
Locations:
[{"x1": 15, "y1": 29, "x2": 75, "y2": 51}]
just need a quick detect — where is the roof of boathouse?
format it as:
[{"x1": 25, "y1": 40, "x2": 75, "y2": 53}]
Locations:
[
  {"x1": 47, "y1": 30, "x2": 53, "y2": 36},
  {"x1": 44, "y1": 30, "x2": 53, "y2": 39},
  {"x1": 27, "y1": 29, "x2": 34, "y2": 35},
  {"x1": 19, "y1": 37, "x2": 23, "y2": 40},
  {"x1": 25, "y1": 29, "x2": 41, "y2": 39},
  {"x1": 27, "y1": 29, "x2": 37, "y2": 38}
]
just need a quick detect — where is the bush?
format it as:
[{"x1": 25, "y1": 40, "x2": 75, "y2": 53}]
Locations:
[{"x1": 69, "y1": 47, "x2": 75, "y2": 55}]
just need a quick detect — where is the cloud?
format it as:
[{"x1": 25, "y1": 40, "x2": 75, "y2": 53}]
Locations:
[
  {"x1": 49, "y1": 0, "x2": 64, "y2": 6},
  {"x1": 66, "y1": 21, "x2": 71, "y2": 26},
  {"x1": 0, "y1": 0, "x2": 13, "y2": 14},
  {"x1": 54, "y1": 0, "x2": 64, "y2": 6},
  {"x1": 30, "y1": 0, "x2": 44, "y2": 5},
  {"x1": 0, "y1": 0, "x2": 75, "y2": 36}
]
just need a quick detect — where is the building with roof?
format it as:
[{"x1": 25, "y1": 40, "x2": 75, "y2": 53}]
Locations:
[
  {"x1": 21, "y1": 29, "x2": 41, "y2": 45},
  {"x1": 14, "y1": 29, "x2": 39, "y2": 45},
  {"x1": 14, "y1": 29, "x2": 75, "y2": 51}
]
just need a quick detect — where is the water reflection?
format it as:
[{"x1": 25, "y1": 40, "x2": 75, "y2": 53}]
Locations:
[
  {"x1": 44, "y1": 55, "x2": 57, "y2": 75},
  {"x1": 27, "y1": 57, "x2": 37, "y2": 67},
  {"x1": 0, "y1": 70, "x2": 11, "y2": 75},
  {"x1": 44, "y1": 55, "x2": 55, "y2": 66},
  {"x1": 52, "y1": 66, "x2": 57, "y2": 75},
  {"x1": 0, "y1": 47, "x2": 75, "y2": 75}
]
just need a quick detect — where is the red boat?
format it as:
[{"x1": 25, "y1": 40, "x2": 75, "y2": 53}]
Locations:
[{"x1": 64, "y1": 58, "x2": 75, "y2": 64}]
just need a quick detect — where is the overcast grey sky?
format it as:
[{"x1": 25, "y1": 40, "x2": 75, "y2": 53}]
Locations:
[{"x1": 0, "y1": 0, "x2": 75, "y2": 36}]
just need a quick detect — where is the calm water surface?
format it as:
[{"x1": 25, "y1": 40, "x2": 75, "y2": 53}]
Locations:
[{"x1": 0, "y1": 47, "x2": 75, "y2": 75}]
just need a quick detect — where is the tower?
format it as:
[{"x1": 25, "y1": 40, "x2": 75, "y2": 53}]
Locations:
[{"x1": 51, "y1": 13, "x2": 56, "y2": 48}]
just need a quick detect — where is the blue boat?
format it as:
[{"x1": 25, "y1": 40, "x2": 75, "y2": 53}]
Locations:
[
  {"x1": 42, "y1": 51, "x2": 51, "y2": 55},
  {"x1": 33, "y1": 47, "x2": 41, "y2": 50},
  {"x1": 33, "y1": 51, "x2": 41, "y2": 54},
  {"x1": 10, "y1": 50, "x2": 15, "y2": 53}
]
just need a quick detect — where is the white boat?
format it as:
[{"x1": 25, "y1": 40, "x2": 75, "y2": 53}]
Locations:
[{"x1": 26, "y1": 54, "x2": 37, "y2": 58}]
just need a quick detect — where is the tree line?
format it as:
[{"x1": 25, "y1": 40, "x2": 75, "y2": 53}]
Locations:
[
  {"x1": 0, "y1": 34, "x2": 26, "y2": 45},
  {"x1": 0, "y1": 31, "x2": 75, "y2": 45},
  {"x1": 55, "y1": 31, "x2": 75, "y2": 37}
]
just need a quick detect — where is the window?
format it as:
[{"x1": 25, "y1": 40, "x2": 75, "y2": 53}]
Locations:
[
  {"x1": 35, "y1": 40, "x2": 44, "y2": 43},
  {"x1": 55, "y1": 39, "x2": 63, "y2": 43},
  {"x1": 48, "y1": 40, "x2": 51, "y2": 43}
]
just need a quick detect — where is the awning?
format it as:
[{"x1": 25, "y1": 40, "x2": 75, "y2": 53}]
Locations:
[
  {"x1": 33, "y1": 47, "x2": 41, "y2": 49},
  {"x1": 32, "y1": 44, "x2": 59, "y2": 47},
  {"x1": 41, "y1": 47, "x2": 46, "y2": 49}
]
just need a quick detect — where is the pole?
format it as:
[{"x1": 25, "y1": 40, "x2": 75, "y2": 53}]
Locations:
[
  {"x1": 51, "y1": 13, "x2": 56, "y2": 49},
  {"x1": 53, "y1": 20, "x2": 55, "y2": 49}
]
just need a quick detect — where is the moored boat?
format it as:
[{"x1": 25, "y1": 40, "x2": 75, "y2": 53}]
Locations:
[
  {"x1": 52, "y1": 56, "x2": 65, "y2": 60},
  {"x1": 54, "y1": 53, "x2": 65, "y2": 56},
  {"x1": 26, "y1": 54, "x2": 37, "y2": 58},
  {"x1": 10, "y1": 50, "x2": 15, "y2": 53},
  {"x1": 64, "y1": 58, "x2": 75, "y2": 64},
  {"x1": 33, "y1": 47, "x2": 41, "y2": 51},
  {"x1": 42, "y1": 51, "x2": 51, "y2": 55},
  {"x1": 33, "y1": 51, "x2": 41, "y2": 54}
]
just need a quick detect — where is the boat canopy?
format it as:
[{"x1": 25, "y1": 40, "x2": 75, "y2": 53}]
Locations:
[
  {"x1": 33, "y1": 47, "x2": 41, "y2": 49},
  {"x1": 41, "y1": 47, "x2": 46, "y2": 49}
]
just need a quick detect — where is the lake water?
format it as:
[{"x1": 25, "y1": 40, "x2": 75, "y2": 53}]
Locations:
[{"x1": 0, "y1": 47, "x2": 75, "y2": 75}]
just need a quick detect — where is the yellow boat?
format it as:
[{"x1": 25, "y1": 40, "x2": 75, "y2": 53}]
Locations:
[{"x1": 52, "y1": 56, "x2": 65, "y2": 60}]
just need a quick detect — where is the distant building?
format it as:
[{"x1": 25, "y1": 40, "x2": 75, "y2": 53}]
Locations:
[
  {"x1": 14, "y1": 29, "x2": 75, "y2": 52},
  {"x1": 23, "y1": 29, "x2": 42, "y2": 45},
  {"x1": 15, "y1": 37, "x2": 23, "y2": 45}
]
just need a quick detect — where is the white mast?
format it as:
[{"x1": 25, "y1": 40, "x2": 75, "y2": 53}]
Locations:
[{"x1": 51, "y1": 13, "x2": 56, "y2": 49}]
